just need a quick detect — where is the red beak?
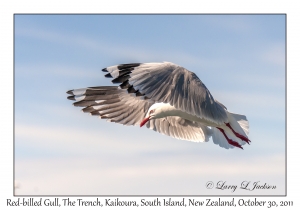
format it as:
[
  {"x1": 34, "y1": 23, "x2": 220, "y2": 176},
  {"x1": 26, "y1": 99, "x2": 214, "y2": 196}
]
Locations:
[{"x1": 140, "y1": 116, "x2": 150, "y2": 127}]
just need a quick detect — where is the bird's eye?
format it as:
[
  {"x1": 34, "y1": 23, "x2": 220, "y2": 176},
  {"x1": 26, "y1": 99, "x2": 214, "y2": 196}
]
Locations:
[{"x1": 149, "y1": 110, "x2": 155, "y2": 114}]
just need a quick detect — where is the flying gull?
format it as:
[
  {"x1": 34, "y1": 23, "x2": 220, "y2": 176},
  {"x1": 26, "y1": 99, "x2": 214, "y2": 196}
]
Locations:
[{"x1": 67, "y1": 62, "x2": 250, "y2": 149}]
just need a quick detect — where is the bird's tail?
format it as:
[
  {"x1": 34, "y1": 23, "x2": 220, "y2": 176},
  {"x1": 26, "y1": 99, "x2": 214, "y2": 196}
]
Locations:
[{"x1": 211, "y1": 111, "x2": 249, "y2": 149}]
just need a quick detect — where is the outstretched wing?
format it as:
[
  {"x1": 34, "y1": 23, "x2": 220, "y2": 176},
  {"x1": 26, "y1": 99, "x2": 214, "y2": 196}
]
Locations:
[
  {"x1": 67, "y1": 86, "x2": 152, "y2": 126},
  {"x1": 147, "y1": 117, "x2": 212, "y2": 142},
  {"x1": 67, "y1": 86, "x2": 211, "y2": 142},
  {"x1": 103, "y1": 62, "x2": 227, "y2": 125}
]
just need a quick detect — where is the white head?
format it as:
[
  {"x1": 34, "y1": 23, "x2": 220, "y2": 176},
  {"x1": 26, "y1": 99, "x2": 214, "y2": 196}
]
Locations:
[{"x1": 140, "y1": 102, "x2": 173, "y2": 127}]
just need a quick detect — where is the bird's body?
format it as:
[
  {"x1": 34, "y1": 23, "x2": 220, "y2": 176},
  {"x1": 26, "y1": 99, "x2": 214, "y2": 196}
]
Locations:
[
  {"x1": 146, "y1": 102, "x2": 222, "y2": 127},
  {"x1": 67, "y1": 62, "x2": 250, "y2": 149}
]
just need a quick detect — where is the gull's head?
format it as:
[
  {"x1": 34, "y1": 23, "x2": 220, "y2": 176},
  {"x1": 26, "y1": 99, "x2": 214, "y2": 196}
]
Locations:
[{"x1": 140, "y1": 103, "x2": 169, "y2": 127}]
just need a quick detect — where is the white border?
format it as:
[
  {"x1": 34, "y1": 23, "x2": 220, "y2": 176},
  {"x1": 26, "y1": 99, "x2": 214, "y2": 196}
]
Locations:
[{"x1": 1, "y1": 0, "x2": 298, "y2": 209}]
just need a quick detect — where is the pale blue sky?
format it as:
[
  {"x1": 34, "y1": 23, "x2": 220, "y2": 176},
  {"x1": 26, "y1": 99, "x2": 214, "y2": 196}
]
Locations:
[{"x1": 14, "y1": 14, "x2": 285, "y2": 195}]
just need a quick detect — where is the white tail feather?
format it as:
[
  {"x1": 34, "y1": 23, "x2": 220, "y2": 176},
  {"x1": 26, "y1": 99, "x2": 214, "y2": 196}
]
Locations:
[
  {"x1": 211, "y1": 111, "x2": 249, "y2": 149},
  {"x1": 229, "y1": 112, "x2": 249, "y2": 135},
  {"x1": 211, "y1": 127, "x2": 234, "y2": 149}
]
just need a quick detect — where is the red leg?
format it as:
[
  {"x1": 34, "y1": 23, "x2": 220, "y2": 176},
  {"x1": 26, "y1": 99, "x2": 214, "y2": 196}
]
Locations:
[
  {"x1": 217, "y1": 128, "x2": 243, "y2": 150},
  {"x1": 225, "y1": 123, "x2": 251, "y2": 144}
]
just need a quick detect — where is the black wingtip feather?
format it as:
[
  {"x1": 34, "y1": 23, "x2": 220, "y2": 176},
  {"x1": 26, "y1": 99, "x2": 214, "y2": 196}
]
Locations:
[
  {"x1": 102, "y1": 68, "x2": 108, "y2": 72},
  {"x1": 105, "y1": 73, "x2": 113, "y2": 78},
  {"x1": 90, "y1": 111, "x2": 100, "y2": 116},
  {"x1": 87, "y1": 86, "x2": 118, "y2": 90},
  {"x1": 66, "y1": 90, "x2": 74, "y2": 95},
  {"x1": 82, "y1": 106, "x2": 96, "y2": 113},
  {"x1": 127, "y1": 85, "x2": 137, "y2": 93},
  {"x1": 120, "y1": 80, "x2": 131, "y2": 89},
  {"x1": 112, "y1": 75, "x2": 130, "y2": 84},
  {"x1": 117, "y1": 63, "x2": 141, "y2": 70},
  {"x1": 67, "y1": 95, "x2": 75, "y2": 100},
  {"x1": 119, "y1": 68, "x2": 132, "y2": 77},
  {"x1": 136, "y1": 91, "x2": 145, "y2": 97}
]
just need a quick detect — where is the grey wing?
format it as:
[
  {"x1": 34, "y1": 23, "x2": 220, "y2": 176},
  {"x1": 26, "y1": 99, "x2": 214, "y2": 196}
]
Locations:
[
  {"x1": 67, "y1": 86, "x2": 154, "y2": 126},
  {"x1": 103, "y1": 62, "x2": 227, "y2": 125},
  {"x1": 67, "y1": 86, "x2": 211, "y2": 143},
  {"x1": 147, "y1": 116, "x2": 212, "y2": 142}
]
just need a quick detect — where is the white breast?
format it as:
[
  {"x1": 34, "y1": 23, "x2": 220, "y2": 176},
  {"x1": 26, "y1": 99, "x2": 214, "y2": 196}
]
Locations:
[{"x1": 153, "y1": 103, "x2": 227, "y2": 127}]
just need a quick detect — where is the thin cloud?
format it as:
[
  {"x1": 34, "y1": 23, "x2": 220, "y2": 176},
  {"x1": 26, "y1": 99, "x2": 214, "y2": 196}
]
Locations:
[
  {"x1": 15, "y1": 64, "x2": 101, "y2": 80},
  {"x1": 227, "y1": 72, "x2": 285, "y2": 90},
  {"x1": 15, "y1": 154, "x2": 284, "y2": 195},
  {"x1": 15, "y1": 122, "x2": 195, "y2": 157},
  {"x1": 214, "y1": 90, "x2": 284, "y2": 110},
  {"x1": 15, "y1": 26, "x2": 237, "y2": 69},
  {"x1": 15, "y1": 27, "x2": 155, "y2": 62},
  {"x1": 260, "y1": 43, "x2": 285, "y2": 67},
  {"x1": 202, "y1": 15, "x2": 254, "y2": 33}
]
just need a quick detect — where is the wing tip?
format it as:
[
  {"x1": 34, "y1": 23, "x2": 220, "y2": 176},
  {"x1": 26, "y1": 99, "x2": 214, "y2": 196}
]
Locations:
[
  {"x1": 66, "y1": 90, "x2": 74, "y2": 95},
  {"x1": 67, "y1": 95, "x2": 75, "y2": 100}
]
